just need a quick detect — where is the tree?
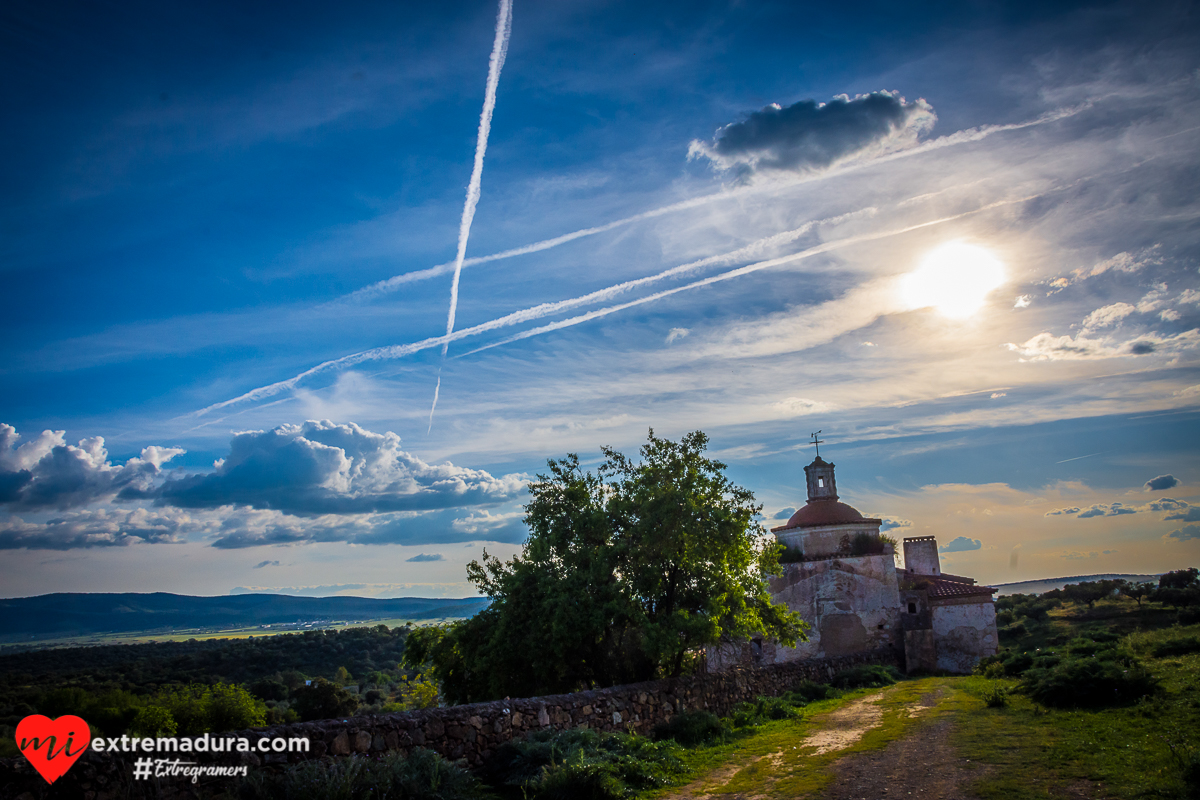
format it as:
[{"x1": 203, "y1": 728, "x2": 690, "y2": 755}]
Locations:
[
  {"x1": 290, "y1": 679, "x2": 359, "y2": 722},
  {"x1": 1159, "y1": 568, "x2": 1199, "y2": 590},
  {"x1": 1118, "y1": 581, "x2": 1155, "y2": 609},
  {"x1": 407, "y1": 430, "x2": 806, "y2": 704}
]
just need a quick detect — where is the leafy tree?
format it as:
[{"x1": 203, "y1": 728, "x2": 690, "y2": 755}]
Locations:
[
  {"x1": 155, "y1": 682, "x2": 268, "y2": 735},
  {"x1": 291, "y1": 678, "x2": 359, "y2": 721},
  {"x1": 1159, "y1": 568, "x2": 1199, "y2": 590},
  {"x1": 408, "y1": 430, "x2": 806, "y2": 703},
  {"x1": 1119, "y1": 581, "x2": 1156, "y2": 609}
]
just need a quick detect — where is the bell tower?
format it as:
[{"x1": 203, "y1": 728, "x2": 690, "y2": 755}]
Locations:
[
  {"x1": 804, "y1": 457, "x2": 838, "y2": 502},
  {"x1": 803, "y1": 430, "x2": 838, "y2": 502}
]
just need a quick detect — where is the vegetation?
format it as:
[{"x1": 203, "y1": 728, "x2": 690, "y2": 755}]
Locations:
[
  {"x1": 0, "y1": 624, "x2": 432, "y2": 749},
  {"x1": 405, "y1": 431, "x2": 806, "y2": 703},
  {"x1": 238, "y1": 748, "x2": 483, "y2": 800},
  {"x1": 480, "y1": 727, "x2": 687, "y2": 800}
]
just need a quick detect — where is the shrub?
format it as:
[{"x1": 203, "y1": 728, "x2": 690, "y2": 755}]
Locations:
[
  {"x1": 238, "y1": 748, "x2": 482, "y2": 800},
  {"x1": 830, "y1": 664, "x2": 901, "y2": 689},
  {"x1": 1000, "y1": 622, "x2": 1029, "y2": 639},
  {"x1": 786, "y1": 679, "x2": 832, "y2": 703},
  {"x1": 128, "y1": 706, "x2": 177, "y2": 737},
  {"x1": 480, "y1": 728, "x2": 684, "y2": 800},
  {"x1": 730, "y1": 696, "x2": 802, "y2": 727},
  {"x1": 982, "y1": 684, "x2": 1009, "y2": 708},
  {"x1": 155, "y1": 682, "x2": 268, "y2": 735},
  {"x1": 1150, "y1": 635, "x2": 1200, "y2": 657},
  {"x1": 290, "y1": 678, "x2": 360, "y2": 722},
  {"x1": 652, "y1": 710, "x2": 725, "y2": 745},
  {"x1": 1022, "y1": 655, "x2": 1159, "y2": 708}
]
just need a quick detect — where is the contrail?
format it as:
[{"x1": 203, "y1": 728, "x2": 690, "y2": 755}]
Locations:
[
  {"x1": 458, "y1": 194, "x2": 1045, "y2": 357},
  {"x1": 197, "y1": 192, "x2": 1041, "y2": 415},
  {"x1": 429, "y1": 0, "x2": 513, "y2": 428},
  {"x1": 342, "y1": 102, "x2": 1090, "y2": 303}
]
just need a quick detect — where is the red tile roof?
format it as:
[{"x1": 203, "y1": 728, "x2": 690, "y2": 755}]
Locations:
[{"x1": 927, "y1": 578, "x2": 997, "y2": 599}]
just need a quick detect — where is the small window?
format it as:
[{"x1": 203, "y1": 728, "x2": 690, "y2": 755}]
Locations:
[
  {"x1": 818, "y1": 477, "x2": 825, "y2": 487},
  {"x1": 907, "y1": 602, "x2": 917, "y2": 614}
]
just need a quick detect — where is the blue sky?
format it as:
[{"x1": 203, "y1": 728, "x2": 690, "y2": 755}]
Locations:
[{"x1": 2, "y1": 0, "x2": 1199, "y2": 598}]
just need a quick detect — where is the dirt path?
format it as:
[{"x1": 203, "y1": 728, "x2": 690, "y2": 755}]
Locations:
[
  {"x1": 661, "y1": 684, "x2": 990, "y2": 800},
  {"x1": 816, "y1": 715, "x2": 983, "y2": 800}
]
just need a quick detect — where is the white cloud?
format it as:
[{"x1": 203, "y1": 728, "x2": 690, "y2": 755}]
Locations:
[
  {"x1": 666, "y1": 327, "x2": 690, "y2": 344},
  {"x1": 1014, "y1": 295, "x2": 1031, "y2": 308},
  {"x1": 1005, "y1": 328, "x2": 1200, "y2": 360},
  {"x1": 1080, "y1": 302, "x2": 1135, "y2": 332}
]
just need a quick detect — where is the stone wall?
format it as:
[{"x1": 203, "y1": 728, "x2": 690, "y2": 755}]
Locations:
[
  {"x1": 0, "y1": 648, "x2": 898, "y2": 800},
  {"x1": 932, "y1": 598, "x2": 998, "y2": 673}
]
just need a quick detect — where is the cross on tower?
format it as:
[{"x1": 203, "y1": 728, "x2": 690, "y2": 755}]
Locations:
[{"x1": 810, "y1": 430, "x2": 824, "y2": 457}]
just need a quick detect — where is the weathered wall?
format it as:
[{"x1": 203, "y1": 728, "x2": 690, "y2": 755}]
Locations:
[
  {"x1": 931, "y1": 598, "x2": 998, "y2": 673},
  {"x1": 774, "y1": 524, "x2": 883, "y2": 559},
  {"x1": 0, "y1": 649, "x2": 898, "y2": 800},
  {"x1": 902, "y1": 537, "x2": 940, "y2": 576},
  {"x1": 709, "y1": 555, "x2": 901, "y2": 671}
]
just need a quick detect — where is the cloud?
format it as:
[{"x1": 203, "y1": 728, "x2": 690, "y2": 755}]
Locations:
[
  {"x1": 688, "y1": 91, "x2": 935, "y2": 180},
  {"x1": 990, "y1": 392, "x2": 1007, "y2": 399},
  {"x1": 253, "y1": 560, "x2": 280, "y2": 569},
  {"x1": 1054, "y1": 246, "x2": 1163, "y2": 289},
  {"x1": 1014, "y1": 295, "x2": 1031, "y2": 308},
  {"x1": 1145, "y1": 475, "x2": 1179, "y2": 491},
  {"x1": 406, "y1": 553, "x2": 445, "y2": 562},
  {"x1": 1045, "y1": 507, "x2": 1081, "y2": 516},
  {"x1": 879, "y1": 516, "x2": 913, "y2": 531},
  {"x1": 1164, "y1": 507, "x2": 1200, "y2": 523},
  {"x1": 1077, "y1": 505, "x2": 1107, "y2": 518},
  {"x1": 0, "y1": 423, "x2": 184, "y2": 511},
  {"x1": 0, "y1": 507, "x2": 199, "y2": 550},
  {"x1": 666, "y1": 327, "x2": 690, "y2": 344},
  {"x1": 1080, "y1": 302, "x2": 1135, "y2": 332},
  {"x1": 1168, "y1": 525, "x2": 1200, "y2": 542},
  {"x1": 774, "y1": 507, "x2": 797, "y2": 520},
  {"x1": 1004, "y1": 329, "x2": 1200, "y2": 361},
  {"x1": 157, "y1": 420, "x2": 526, "y2": 515},
  {"x1": 772, "y1": 397, "x2": 831, "y2": 417},
  {"x1": 1148, "y1": 498, "x2": 1188, "y2": 511},
  {"x1": 940, "y1": 536, "x2": 982, "y2": 553}
]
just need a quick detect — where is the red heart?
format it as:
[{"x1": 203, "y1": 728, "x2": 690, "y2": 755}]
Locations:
[{"x1": 15, "y1": 715, "x2": 91, "y2": 785}]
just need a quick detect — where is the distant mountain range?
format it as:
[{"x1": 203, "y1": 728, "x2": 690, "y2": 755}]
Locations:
[
  {"x1": 0, "y1": 592, "x2": 490, "y2": 641},
  {"x1": 992, "y1": 573, "x2": 1161, "y2": 596}
]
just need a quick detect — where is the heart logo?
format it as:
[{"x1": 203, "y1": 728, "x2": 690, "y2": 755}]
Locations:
[{"x1": 15, "y1": 715, "x2": 91, "y2": 785}]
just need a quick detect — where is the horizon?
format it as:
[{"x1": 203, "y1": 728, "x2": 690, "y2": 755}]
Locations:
[{"x1": 2, "y1": 0, "x2": 1198, "y2": 599}]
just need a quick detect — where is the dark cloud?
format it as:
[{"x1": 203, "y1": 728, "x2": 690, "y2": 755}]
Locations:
[
  {"x1": 1077, "y1": 505, "x2": 1107, "y2": 518},
  {"x1": 1107, "y1": 503, "x2": 1136, "y2": 516},
  {"x1": 253, "y1": 560, "x2": 281, "y2": 569},
  {"x1": 0, "y1": 423, "x2": 184, "y2": 511},
  {"x1": 0, "y1": 508, "x2": 194, "y2": 550},
  {"x1": 1168, "y1": 524, "x2": 1200, "y2": 542},
  {"x1": 1148, "y1": 498, "x2": 1187, "y2": 511},
  {"x1": 1145, "y1": 474, "x2": 1179, "y2": 491},
  {"x1": 156, "y1": 420, "x2": 526, "y2": 516},
  {"x1": 879, "y1": 516, "x2": 913, "y2": 531},
  {"x1": 940, "y1": 536, "x2": 982, "y2": 553},
  {"x1": 775, "y1": 507, "x2": 796, "y2": 519},
  {"x1": 1165, "y1": 507, "x2": 1200, "y2": 523},
  {"x1": 1045, "y1": 506, "x2": 1081, "y2": 516},
  {"x1": 406, "y1": 553, "x2": 445, "y2": 562},
  {"x1": 689, "y1": 91, "x2": 934, "y2": 180}
]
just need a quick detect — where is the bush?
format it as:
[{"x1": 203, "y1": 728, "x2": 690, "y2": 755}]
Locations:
[
  {"x1": 154, "y1": 682, "x2": 268, "y2": 735},
  {"x1": 1000, "y1": 622, "x2": 1028, "y2": 639},
  {"x1": 730, "y1": 696, "x2": 802, "y2": 727},
  {"x1": 830, "y1": 664, "x2": 901, "y2": 689},
  {"x1": 1150, "y1": 635, "x2": 1200, "y2": 657},
  {"x1": 480, "y1": 728, "x2": 684, "y2": 800},
  {"x1": 128, "y1": 706, "x2": 177, "y2": 737},
  {"x1": 652, "y1": 710, "x2": 725, "y2": 745},
  {"x1": 290, "y1": 678, "x2": 360, "y2": 722},
  {"x1": 786, "y1": 679, "x2": 832, "y2": 703},
  {"x1": 238, "y1": 748, "x2": 482, "y2": 800},
  {"x1": 982, "y1": 684, "x2": 1009, "y2": 708},
  {"x1": 1022, "y1": 655, "x2": 1159, "y2": 708}
]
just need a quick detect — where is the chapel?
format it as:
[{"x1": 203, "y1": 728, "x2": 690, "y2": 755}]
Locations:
[{"x1": 709, "y1": 447, "x2": 999, "y2": 673}]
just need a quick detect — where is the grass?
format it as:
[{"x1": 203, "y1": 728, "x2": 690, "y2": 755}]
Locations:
[{"x1": 635, "y1": 599, "x2": 1200, "y2": 800}]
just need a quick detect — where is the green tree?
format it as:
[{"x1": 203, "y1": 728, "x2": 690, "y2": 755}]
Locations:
[
  {"x1": 290, "y1": 678, "x2": 359, "y2": 721},
  {"x1": 1119, "y1": 580, "x2": 1156, "y2": 609},
  {"x1": 409, "y1": 430, "x2": 806, "y2": 703},
  {"x1": 1159, "y1": 568, "x2": 1199, "y2": 590}
]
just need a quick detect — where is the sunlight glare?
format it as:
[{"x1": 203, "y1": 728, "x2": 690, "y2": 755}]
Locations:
[{"x1": 900, "y1": 241, "x2": 1006, "y2": 319}]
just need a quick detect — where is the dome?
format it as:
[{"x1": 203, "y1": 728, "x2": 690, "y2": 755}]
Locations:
[{"x1": 772, "y1": 500, "x2": 871, "y2": 531}]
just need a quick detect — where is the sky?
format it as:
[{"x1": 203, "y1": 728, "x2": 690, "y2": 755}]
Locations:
[{"x1": 2, "y1": 0, "x2": 1199, "y2": 599}]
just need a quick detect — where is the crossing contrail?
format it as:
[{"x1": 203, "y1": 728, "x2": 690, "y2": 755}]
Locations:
[
  {"x1": 197, "y1": 192, "x2": 1043, "y2": 416},
  {"x1": 342, "y1": 102, "x2": 1090, "y2": 303},
  {"x1": 429, "y1": 0, "x2": 513, "y2": 431}
]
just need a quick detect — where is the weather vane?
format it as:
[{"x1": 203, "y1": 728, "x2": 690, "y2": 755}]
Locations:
[{"x1": 810, "y1": 430, "x2": 824, "y2": 457}]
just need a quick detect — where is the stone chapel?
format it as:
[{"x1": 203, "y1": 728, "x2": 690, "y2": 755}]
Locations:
[{"x1": 710, "y1": 450, "x2": 999, "y2": 673}]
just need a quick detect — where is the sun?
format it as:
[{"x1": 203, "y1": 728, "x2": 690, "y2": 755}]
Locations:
[{"x1": 900, "y1": 241, "x2": 1006, "y2": 319}]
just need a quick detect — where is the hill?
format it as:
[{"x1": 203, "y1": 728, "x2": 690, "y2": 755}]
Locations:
[
  {"x1": 992, "y1": 573, "x2": 1160, "y2": 596},
  {"x1": 0, "y1": 592, "x2": 489, "y2": 641}
]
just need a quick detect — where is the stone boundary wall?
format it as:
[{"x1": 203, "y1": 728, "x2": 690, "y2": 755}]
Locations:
[{"x1": 1, "y1": 648, "x2": 898, "y2": 799}]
